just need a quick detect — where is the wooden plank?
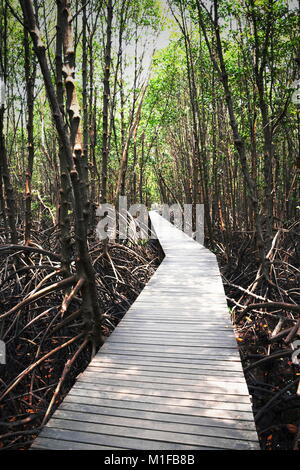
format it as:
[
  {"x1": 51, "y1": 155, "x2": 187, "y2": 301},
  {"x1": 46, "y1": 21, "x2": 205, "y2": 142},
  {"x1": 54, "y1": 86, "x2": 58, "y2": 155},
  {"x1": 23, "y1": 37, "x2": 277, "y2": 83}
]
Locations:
[
  {"x1": 129, "y1": 300, "x2": 229, "y2": 307},
  {"x1": 81, "y1": 367, "x2": 246, "y2": 383},
  {"x1": 89, "y1": 354, "x2": 245, "y2": 371},
  {"x1": 53, "y1": 409, "x2": 258, "y2": 443},
  {"x1": 90, "y1": 353, "x2": 244, "y2": 370},
  {"x1": 69, "y1": 387, "x2": 252, "y2": 412},
  {"x1": 126, "y1": 306, "x2": 232, "y2": 314},
  {"x1": 111, "y1": 333, "x2": 235, "y2": 340},
  {"x1": 107, "y1": 337, "x2": 238, "y2": 348},
  {"x1": 46, "y1": 417, "x2": 257, "y2": 450},
  {"x1": 101, "y1": 343, "x2": 241, "y2": 357},
  {"x1": 62, "y1": 393, "x2": 255, "y2": 422},
  {"x1": 112, "y1": 318, "x2": 232, "y2": 325},
  {"x1": 82, "y1": 370, "x2": 246, "y2": 388},
  {"x1": 86, "y1": 363, "x2": 245, "y2": 378},
  {"x1": 107, "y1": 329, "x2": 235, "y2": 338},
  {"x1": 76, "y1": 369, "x2": 247, "y2": 387},
  {"x1": 138, "y1": 303, "x2": 226, "y2": 309},
  {"x1": 98, "y1": 348, "x2": 242, "y2": 363},
  {"x1": 107, "y1": 334, "x2": 237, "y2": 343},
  {"x1": 116, "y1": 329, "x2": 234, "y2": 336},
  {"x1": 128, "y1": 308, "x2": 230, "y2": 315},
  {"x1": 119, "y1": 325, "x2": 234, "y2": 330},
  {"x1": 98, "y1": 335, "x2": 238, "y2": 345},
  {"x1": 75, "y1": 379, "x2": 250, "y2": 401},
  {"x1": 113, "y1": 328, "x2": 234, "y2": 336},
  {"x1": 38, "y1": 426, "x2": 208, "y2": 450},
  {"x1": 32, "y1": 437, "x2": 123, "y2": 450},
  {"x1": 77, "y1": 370, "x2": 248, "y2": 392},
  {"x1": 58, "y1": 403, "x2": 258, "y2": 436}
]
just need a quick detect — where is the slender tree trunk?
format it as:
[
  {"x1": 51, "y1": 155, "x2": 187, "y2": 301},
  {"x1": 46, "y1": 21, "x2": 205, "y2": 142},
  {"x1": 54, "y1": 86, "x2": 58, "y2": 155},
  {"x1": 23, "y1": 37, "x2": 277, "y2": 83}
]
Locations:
[
  {"x1": 0, "y1": 107, "x2": 18, "y2": 243},
  {"x1": 23, "y1": 27, "x2": 36, "y2": 244},
  {"x1": 115, "y1": 87, "x2": 146, "y2": 203},
  {"x1": 248, "y1": 0, "x2": 274, "y2": 240},
  {"x1": 100, "y1": 0, "x2": 113, "y2": 204},
  {"x1": 174, "y1": 4, "x2": 213, "y2": 242},
  {"x1": 0, "y1": 0, "x2": 17, "y2": 243},
  {"x1": 56, "y1": 0, "x2": 72, "y2": 274},
  {"x1": 81, "y1": 0, "x2": 89, "y2": 198},
  {"x1": 20, "y1": 0, "x2": 103, "y2": 347}
]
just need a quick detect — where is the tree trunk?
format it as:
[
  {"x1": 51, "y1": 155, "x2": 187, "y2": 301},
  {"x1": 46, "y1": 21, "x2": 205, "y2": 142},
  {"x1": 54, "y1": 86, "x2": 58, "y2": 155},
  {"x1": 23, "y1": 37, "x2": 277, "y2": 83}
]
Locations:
[
  {"x1": 0, "y1": 0, "x2": 17, "y2": 244},
  {"x1": 23, "y1": 26, "x2": 36, "y2": 245},
  {"x1": 20, "y1": 0, "x2": 103, "y2": 347},
  {"x1": 100, "y1": 0, "x2": 113, "y2": 204}
]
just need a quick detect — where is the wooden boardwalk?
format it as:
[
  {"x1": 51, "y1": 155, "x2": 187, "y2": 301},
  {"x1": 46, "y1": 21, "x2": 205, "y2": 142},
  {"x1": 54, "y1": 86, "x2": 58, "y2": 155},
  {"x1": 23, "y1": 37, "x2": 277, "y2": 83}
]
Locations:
[{"x1": 32, "y1": 211, "x2": 259, "y2": 450}]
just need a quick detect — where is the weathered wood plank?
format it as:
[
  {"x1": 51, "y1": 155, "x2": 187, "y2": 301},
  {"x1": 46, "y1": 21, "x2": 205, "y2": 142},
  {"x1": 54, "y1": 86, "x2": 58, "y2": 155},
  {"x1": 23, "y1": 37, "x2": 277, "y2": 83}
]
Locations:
[
  {"x1": 98, "y1": 347, "x2": 242, "y2": 361},
  {"x1": 89, "y1": 353, "x2": 245, "y2": 371},
  {"x1": 113, "y1": 329, "x2": 235, "y2": 336},
  {"x1": 107, "y1": 337, "x2": 238, "y2": 348},
  {"x1": 46, "y1": 417, "x2": 257, "y2": 450},
  {"x1": 39, "y1": 427, "x2": 209, "y2": 450},
  {"x1": 32, "y1": 437, "x2": 123, "y2": 450},
  {"x1": 80, "y1": 370, "x2": 246, "y2": 387},
  {"x1": 59, "y1": 401, "x2": 257, "y2": 432},
  {"x1": 89, "y1": 354, "x2": 245, "y2": 371},
  {"x1": 54, "y1": 409, "x2": 258, "y2": 443},
  {"x1": 69, "y1": 387, "x2": 252, "y2": 413},
  {"x1": 101, "y1": 343, "x2": 241, "y2": 357},
  {"x1": 85, "y1": 363, "x2": 246, "y2": 379},
  {"x1": 118, "y1": 322, "x2": 233, "y2": 330},
  {"x1": 75, "y1": 381, "x2": 250, "y2": 403},
  {"x1": 62, "y1": 393, "x2": 256, "y2": 422}
]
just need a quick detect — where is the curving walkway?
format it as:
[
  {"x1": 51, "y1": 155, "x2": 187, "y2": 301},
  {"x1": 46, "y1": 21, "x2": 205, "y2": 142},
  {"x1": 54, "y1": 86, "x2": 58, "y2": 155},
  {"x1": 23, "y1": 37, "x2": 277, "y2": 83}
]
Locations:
[{"x1": 32, "y1": 211, "x2": 259, "y2": 450}]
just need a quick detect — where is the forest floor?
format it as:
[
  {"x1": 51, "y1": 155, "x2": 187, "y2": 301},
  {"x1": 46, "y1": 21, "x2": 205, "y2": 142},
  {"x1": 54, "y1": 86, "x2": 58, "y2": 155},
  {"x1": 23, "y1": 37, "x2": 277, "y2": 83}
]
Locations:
[
  {"x1": 0, "y1": 226, "x2": 161, "y2": 450},
  {"x1": 217, "y1": 222, "x2": 300, "y2": 450}
]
